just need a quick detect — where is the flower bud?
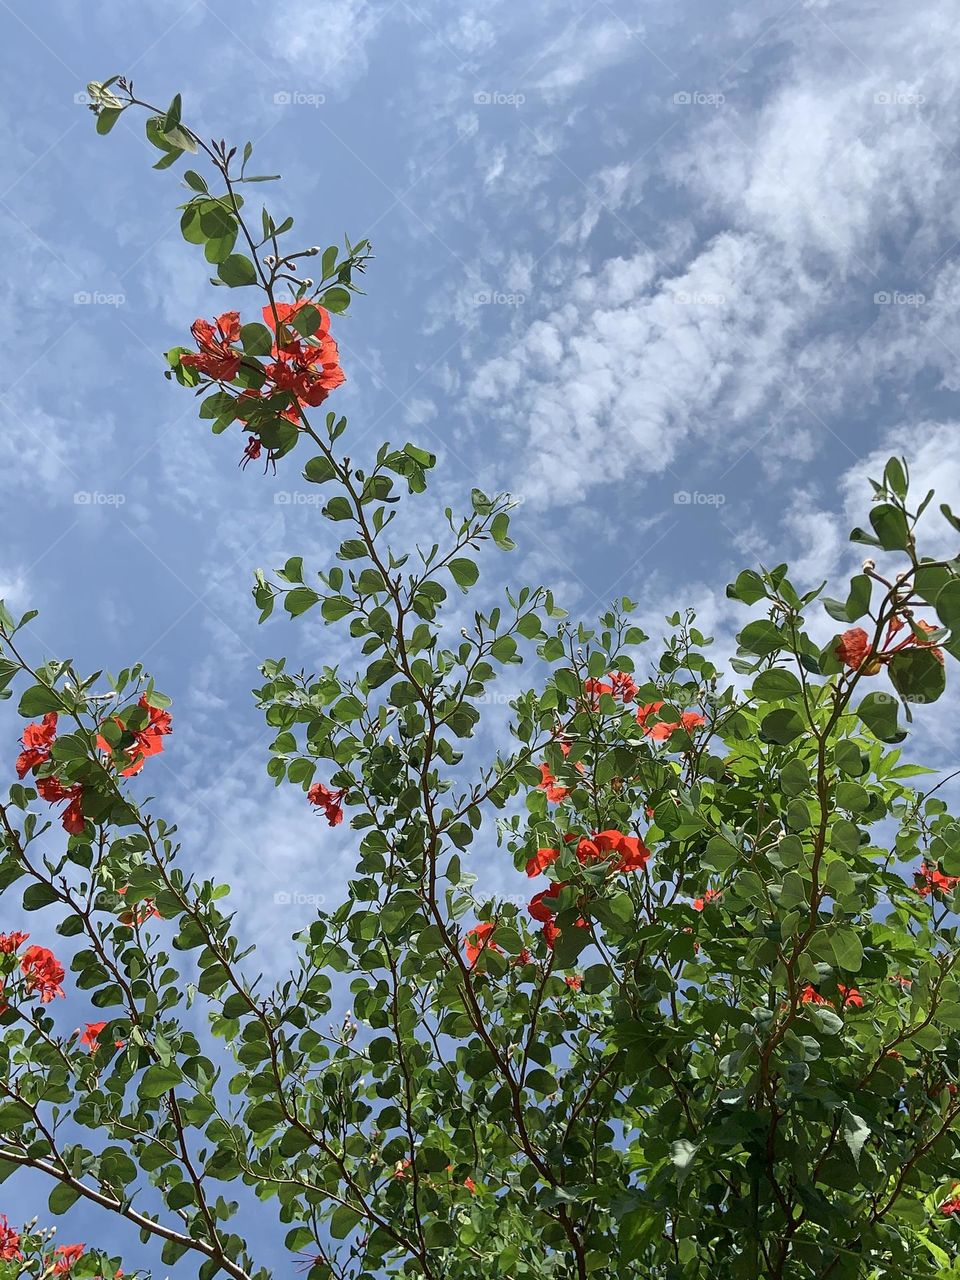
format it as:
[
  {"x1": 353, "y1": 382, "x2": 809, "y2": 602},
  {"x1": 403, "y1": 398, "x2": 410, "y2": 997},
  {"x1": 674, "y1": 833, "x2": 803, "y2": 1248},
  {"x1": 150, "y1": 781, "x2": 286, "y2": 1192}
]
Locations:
[{"x1": 862, "y1": 558, "x2": 876, "y2": 573}]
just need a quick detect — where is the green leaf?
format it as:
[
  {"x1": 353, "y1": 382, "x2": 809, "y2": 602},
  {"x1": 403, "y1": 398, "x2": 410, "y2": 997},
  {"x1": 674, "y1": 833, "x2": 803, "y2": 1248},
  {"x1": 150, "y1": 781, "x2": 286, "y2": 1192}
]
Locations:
[
  {"x1": 726, "y1": 569, "x2": 767, "y2": 604},
  {"x1": 857, "y1": 691, "x2": 905, "y2": 743},
  {"x1": 49, "y1": 1182, "x2": 81, "y2": 1215},
  {"x1": 218, "y1": 254, "x2": 258, "y2": 287},
  {"x1": 842, "y1": 1110, "x2": 871, "y2": 1168},
  {"x1": 448, "y1": 558, "x2": 479, "y2": 591},
  {"x1": 868, "y1": 502, "x2": 909, "y2": 551},
  {"x1": 321, "y1": 286, "x2": 351, "y2": 314},
  {"x1": 887, "y1": 647, "x2": 945, "y2": 705},
  {"x1": 284, "y1": 588, "x2": 320, "y2": 617},
  {"x1": 759, "y1": 708, "x2": 806, "y2": 745},
  {"x1": 18, "y1": 685, "x2": 63, "y2": 716}
]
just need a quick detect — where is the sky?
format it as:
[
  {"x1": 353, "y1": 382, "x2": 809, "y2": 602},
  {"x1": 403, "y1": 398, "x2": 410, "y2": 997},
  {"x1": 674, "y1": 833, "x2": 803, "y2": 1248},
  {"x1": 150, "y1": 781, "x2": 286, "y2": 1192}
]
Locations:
[{"x1": 1, "y1": 0, "x2": 960, "y2": 1273}]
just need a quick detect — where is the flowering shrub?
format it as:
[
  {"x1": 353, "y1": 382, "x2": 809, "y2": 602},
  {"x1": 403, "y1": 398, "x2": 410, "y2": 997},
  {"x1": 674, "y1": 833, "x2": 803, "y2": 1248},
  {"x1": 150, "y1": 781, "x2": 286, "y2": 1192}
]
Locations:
[{"x1": 1, "y1": 78, "x2": 960, "y2": 1279}]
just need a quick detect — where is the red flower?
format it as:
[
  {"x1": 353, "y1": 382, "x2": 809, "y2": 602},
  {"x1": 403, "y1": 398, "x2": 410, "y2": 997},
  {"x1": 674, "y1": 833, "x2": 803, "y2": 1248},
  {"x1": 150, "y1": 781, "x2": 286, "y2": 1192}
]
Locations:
[
  {"x1": 528, "y1": 888, "x2": 561, "y2": 925},
  {"x1": 464, "y1": 923, "x2": 501, "y2": 968},
  {"x1": 541, "y1": 919, "x2": 559, "y2": 949},
  {"x1": 515, "y1": 948, "x2": 531, "y2": 966},
  {"x1": 463, "y1": 1176, "x2": 476, "y2": 1194},
  {"x1": 79, "y1": 1021, "x2": 107, "y2": 1053},
  {"x1": 693, "y1": 888, "x2": 721, "y2": 911},
  {"x1": 537, "y1": 763, "x2": 568, "y2": 803},
  {"x1": 835, "y1": 627, "x2": 871, "y2": 670},
  {"x1": 914, "y1": 619, "x2": 945, "y2": 665},
  {"x1": 526, "y1": 847, "x2": 559, "y2": 877},
  {"x1": 0, "y1": 1215, "x2": 21, "y2": 1261},
  {"x1": 638, "y1": 703, "x2": 706, "y2": 741},
  {"x1": 263, "y1": 301, "x2": 345, "y2": 410},
  {"x1": 15, "y1": 711, "x2": 58, "y2": 778},
  {"x1": 565, "y1": 975, "x2": 582, "y2": 991},
  {"x1": 799, "y1": 984, "x2": 831, "y2": 1006},
  {"x1": 307, "y1": 782, "x2": 346, "y2": 827},
  {"x1": 181, "y1": 312, "x2": 242, "y2": 381},
  {"x1": 98, "y1": 697, "x2": 172, "y2": 778},
  {"x1": 636, "y1": 701, "x2": 664, "y2": 728},
  {"x1": 941, "y1": 1192, "x2": 960, "y2": 1217},
  {"x1": 0, "y1": 931, "x2": 28, "y2": 954},
  {"x1": 53, "y1": 1243, "x2": 85, "y2": 1273},
  {"x1": 916, "y1": 861, "x2": 960, "y2": 898},
  {"x1": 20, "y1": 945, "x2": 65, "y2": 1003},
  {"x1": 118, "y1": 889, "x2": 161, "y2": 927},
  {"x1": 576, "y1": 830, "x2": 650, "y2": 873},
  {"x1": 35, "y1": 774, "x2": 86, "y2": 834},
  {"x1": 838, "y1": 984, "x2": 863, "y2": 1009}
]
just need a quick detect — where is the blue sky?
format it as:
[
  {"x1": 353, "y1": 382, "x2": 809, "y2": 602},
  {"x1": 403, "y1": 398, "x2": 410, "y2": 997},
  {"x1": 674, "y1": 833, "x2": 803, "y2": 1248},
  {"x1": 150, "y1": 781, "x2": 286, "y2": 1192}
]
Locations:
[{"x1": 2, "y1": 0, "x2": 960, "y2": 1272}]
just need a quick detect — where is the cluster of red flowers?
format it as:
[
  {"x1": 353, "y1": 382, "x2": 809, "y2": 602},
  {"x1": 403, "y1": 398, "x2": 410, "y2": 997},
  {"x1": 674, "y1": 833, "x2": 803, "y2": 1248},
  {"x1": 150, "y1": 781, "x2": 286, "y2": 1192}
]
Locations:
[
  {"x1": 52, "y1": 1243, "x2": 85, "y2": 1274},
  {"x1": 915, "y1": 861, "x2": 960, "y2": 898},
  {"x1": 525, "y1": 829, "x2": 649, "y2": 948},
  {"x1": 637, "y1": 701, "x2": 706, "y2": 742},
  {"x1": 693, "y1": 888, "x2": 721, "y2": 911},
  {"x1": 582, "y1": 672, "x2": 638, "y2": 707},
  {"x1": 14, "y1": 713, "x2": 84, "y2": 835},
  {"x1": 97, "y1": 697, "x2": 172, "y2": 777},
  {"x1": 308, "y1": 782, "x2": 346, "y2": 827},
  {"x1": 0, "y1": 1215, "x2": 20, "y2": 1261},
  {"x1": 0, "y1": 1228, "x2": 91, "y2": 1274},
  {"x1": 464, "y1": 922, "x2": 501, "y2": 968},
  {"x1": 182, "y1": 302, "x2": 345, "y2": 467},
  {"x1": 941, "y1": 1190, "x2": 960, "y2": 1217},
  {"x1": 20, "y1": 944, "x2": 66, "y2": 1004},
  {"x1": 835, "y1": 615, "x2": 944, "y2": 673},
  {"x1": 799, "y1": 982, "x2": 862, "y2": 1010}
]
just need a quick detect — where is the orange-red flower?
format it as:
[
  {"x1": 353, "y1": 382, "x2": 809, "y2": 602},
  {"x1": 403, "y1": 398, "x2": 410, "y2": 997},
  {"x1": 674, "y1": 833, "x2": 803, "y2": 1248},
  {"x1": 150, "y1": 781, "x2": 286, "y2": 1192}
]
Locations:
[
  {"x1": 537, "y1": 762, "x2": 569, "y2": 803},
  {"x1": 35, "y1": 776, "x2": 86, "y2": 834},
  {"x1": 0, "y1": 1215, "x2": 21, "y2": 1261},
  {"x1": 835, "y1": 627, "x2": 871, "y2": 670},
  {"x1": 838, "y1": 984, "x2": 863, "y2": 1009},
  {"x1": 799, "y1": 984, "x2": 831, "y2": 1006},
  {"x1": 463, "y1": 1176, "x2": 477, "y2": 1194},
  {"x1": 263, "y1": 301, "x2": 345, "y2": 409},
  {"x1": 98, "y1": 697, "x2": 172, "y2": 778},
  {"x1": 307, "y1": 782, "x2": 346, "y2": 827},
  {"x1": 916, "y1": 861, "x2": 960, "y2": 898},
  {"x1": 941, "y1": 1191, "x2": 960, "y2": 1217},
  {"x1": 637, "y1": 703, "x2": 706, "y2": 741},
  {"x1": 693, "y1": 888, "x2": 721, "y2": 911},
  {"x1": 526, "y1": 847, "x2": 559, "y2": 878},
  {"x1": 79, "y1": 1021, "x2": 107, "y2": 1053},
  {"x1": 464, "y1": 922, "x2": 501, "y2": 967},
  {"x1": 15, "y1": 711, "x2": 58, "y2": 778},
  {"x1": 0, "y1": 931, "x2": 28, "y2": 954},
  {"x1": 565, "y1": 975, "x2": 582, "y2": 991},
  {"x1": 181, "y1": 312, "x2": 242, "y2": 381},
  {"x1": 20, "y1": 945, "x2": 65, "y2": 1003},
  {"x1": 52, "y1": 1243, "x2": 85, "y2": 1274}
]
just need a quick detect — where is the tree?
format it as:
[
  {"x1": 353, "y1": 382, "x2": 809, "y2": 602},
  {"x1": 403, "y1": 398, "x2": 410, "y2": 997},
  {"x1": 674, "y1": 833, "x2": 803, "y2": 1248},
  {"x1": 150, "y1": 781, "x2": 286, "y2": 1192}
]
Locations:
[{"x1": 0, "y1": 78, "x2": 960, "y2": 1280}]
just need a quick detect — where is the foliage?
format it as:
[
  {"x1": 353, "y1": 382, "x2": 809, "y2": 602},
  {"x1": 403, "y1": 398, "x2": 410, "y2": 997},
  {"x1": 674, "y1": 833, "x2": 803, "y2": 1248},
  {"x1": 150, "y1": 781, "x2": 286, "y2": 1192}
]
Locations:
[{"x1": 1, "y1": 79, "x2": 960, "y2": 1279}]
